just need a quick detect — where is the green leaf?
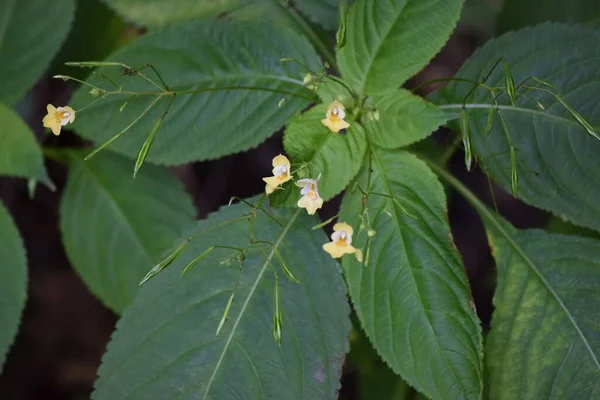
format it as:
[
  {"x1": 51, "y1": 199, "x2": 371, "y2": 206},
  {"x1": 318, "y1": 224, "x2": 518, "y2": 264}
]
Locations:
[
  {"x1": 339, "y1": 148, "x2": 483, "y2": 400},
  {"x1": 337, "y1": 0, "x2": 465, "y2": 95},
  {"x1": 0, "y1": 103, "x2": 52, "y2": 187},
  {"x1": 296, "y1": 0, "x2": 340, "y2": 30},
  {"x1": 0, "y1": 202, "x2": 27, "y2": 372},
  {"x1": 59, "y1": 150, "x2": 195, "y2": 313},
  {"x1": 50, "y1": 0, "x2": 129, "y2": 80},
  {"x1": 498, "y1": 0, "x2": 600, "y2": 33},
  {"x1": 483, "y1": 217, "x2": 600, "y2": 399},
  {"x1": 439, "y1": 23, "x2": 600, "y2": 232},
  {"x1": 101, "y1": 0, "x2": 278, "y2": 26},
  {"x1": 70, "y1": 19, "x2": 321, "y2": 165},
  {"x1": 0, "y1": 0, "x2": 74, "y2": 104},
  {"x1": 92, "y1": 205, "x2": 351, "y2": 399},
  {"x1": 363, "y1": 89, "x2": 447, "y2": 149},
  {"x1": 272, "y1": 106, "x2": 366, "y2": 207},
  {"x1": 102, "y1": 0, "x2": 339, "y2": 30}
]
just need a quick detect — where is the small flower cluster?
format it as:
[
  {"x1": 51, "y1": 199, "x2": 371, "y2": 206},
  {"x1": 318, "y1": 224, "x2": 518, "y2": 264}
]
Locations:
[
  {"x1": 263, "y1": 101, "x2": 359, "y2": 260},
  {"x1": 262, "y1": 154, "x2": 323, "y2": 215}
]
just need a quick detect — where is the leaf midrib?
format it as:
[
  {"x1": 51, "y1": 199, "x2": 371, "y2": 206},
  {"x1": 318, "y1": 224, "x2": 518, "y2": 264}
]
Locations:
[
  {"x1": 439, "y1": 103, "x2": 600, "y2": 130},
  {"x1": 485, "y1": 213, "x2": 600, "y2": 370},
  {"x1": 350, "y1": 1, "x2": 409, "y2": 95},
  {"x1": 201, "y1": 209, "x2": 301, "y2": 400},
  {"x1": 370, "y1": 149, "x2": 471, "y2": 398}
]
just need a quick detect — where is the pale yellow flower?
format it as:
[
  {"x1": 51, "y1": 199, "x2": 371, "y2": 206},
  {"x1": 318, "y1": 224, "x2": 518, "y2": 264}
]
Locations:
[
  {"x1": 263, "y1": 154, "x2": 292, "y2": 194},
  {"x1": 323, "y1": 222, "x2": 357, "y2": 259},
  {"x1": 296, "y1": 176, "x2": 323, "y2": 215},
  {"x1": 42, "y1": 104, "x2": 76, "y2": 136},
  {"x1": 321, "y1": 100, "x2": 350, "y2": 133}
]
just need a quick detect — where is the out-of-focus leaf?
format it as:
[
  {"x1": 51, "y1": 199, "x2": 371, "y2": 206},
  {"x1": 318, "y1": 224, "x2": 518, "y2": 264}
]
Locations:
[
  {"x1": 0, "y1": 103, "x2": 52, "y2": 187},
  {"x1": 337, "y1": 0, "x2": 465, "y2": 95},
  {"x1": 59, "y1": 150, "x2": 195, "y2": 313},
  {"x1": 51, "y1": 0, "x2": 130, "y2": 80},
  {"x1": 439, "y1": 23, "x2": 600, "y2": 232},
  {"x1": 102, "y1": 0, "x2": 341, "y2": 30},
  {"x1": 92, "y1": 204, "x2": 351, "y2": 399},
  {"x1": 498, "y1": 0, "x2": 600, "y2": 32},
  {"x1": 0, "y1": 0, "x2": 74, "y2": 104},
  {"x1": 70, "y1": 19, "x2": 321, "y2": 165},
  {"x1": 296, "y1": 0, "x2": 341, "y2": 30},
  {"x1": 0, "y1": 202, "x2": 27, "y2": 372},
  {"x1": 484, "y1": 216, "x2": 600, "y2": 399},
  {"x1": 340, "y1": 148, "x2": 483, "y2": 399}
]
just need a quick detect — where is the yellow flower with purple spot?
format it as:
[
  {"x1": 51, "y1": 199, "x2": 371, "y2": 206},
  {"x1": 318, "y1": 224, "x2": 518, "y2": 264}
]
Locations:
[
  {"x1": 262, "y1": 154, "x2": 292, "y2": 194},
  {"x1": 42, "y1": 104, "x2": 75, "y2": 136},
  {"x1": 321, "y1": 100, "x2": 350, "y2": 133},
  {"x1": 322, "y1": 222, "x2": 357, "y2": 259},
  {"x1": 296, "y1": 176, "x2": 323, "y2": 215}
]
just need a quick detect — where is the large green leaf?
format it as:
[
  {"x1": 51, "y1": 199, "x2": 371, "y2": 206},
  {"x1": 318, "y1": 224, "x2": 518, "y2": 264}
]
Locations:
[
  {"x1": 498, "y1": 0, "x2": 600, "y2": 33},
  {"x1": 439, "y1": 23, "x2": 600, "y2": 232},
  {"x1": 70, "y1": 19, "x2": 321, "y2": 165},
  {"x1": 339, "y1": 148, "x2": 483, "y2": 399},
  {"x1": 92, "y1": 205, "x2": 351, "y2": 399},
  {"x1": 483, "y1": 217, "x2": 600, "y2": 399},
  {"x1": 0, "y1": 0, "x2": 74, "y2": 104},
  {"x1": 364, "y1": 89, "x2": 447, "y2": 149},
  {"x1": 59, "y1": 150, "x2": 195, "y2": 313},
  {"x1": 0, "y1": 103, "x2": 52, "y2": 186},
  {"x1": 337, "y1": 0, "x2": 464, "y2": 96},
  {"x1": 0, "y1": 202, "x2": 27, "y2": 372},
  {"x1": 271, "y1": 106, "x2": 365, "y2": 207}
]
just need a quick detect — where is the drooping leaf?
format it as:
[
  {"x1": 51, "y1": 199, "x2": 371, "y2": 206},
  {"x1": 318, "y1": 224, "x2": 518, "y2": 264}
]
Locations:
[
  {"x1": 439, "y1": 23, "x2": 600, "y2": 232},
  {"x1": 59, "y1": 150, "x2": 195, "y2": 313},
  {"x1": 483, "y1": 216, "x2": 600, "y2": 399},
  {"x1": 339, "y1": 148, "x2": 483, "y2": 400},
  {"x1": 0, "y1": 0, "x2": 74, "y2": 104},
  {"x1": 498, "y1": 0, "x2": 600, "y2": 33},
  {"x1": 92, "y1": 204, "x2": 351, "y2": 399},
  {"x1": 271, "y1": 106, "x2": 366, "y2": 207},
  {"x1": 70, "y1": 19, "x2": 321, "y2": 165},
  {"x1": 0, "y1": 103, "x2": 52, "y2": 187},
  {"x1": 363, "y1": 89, "x2": 447, "y2": 149},
  {"x1": 337, "y1": 0, "x2": 465, "y2": 95},
  {"x1": 0, "y1": 202, "x2": 27, "y2": 372}
]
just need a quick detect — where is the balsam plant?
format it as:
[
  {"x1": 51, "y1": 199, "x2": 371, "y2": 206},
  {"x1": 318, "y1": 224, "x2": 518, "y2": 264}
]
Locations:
[{"x1": 1, "y1": 0, "x2": 600, "y2": 399}]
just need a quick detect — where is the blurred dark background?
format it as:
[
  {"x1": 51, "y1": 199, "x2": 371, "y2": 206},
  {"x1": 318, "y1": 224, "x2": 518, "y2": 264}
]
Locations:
[{"x1": 1, "y1": 0, "x2": 597, "y2": 399}]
